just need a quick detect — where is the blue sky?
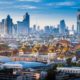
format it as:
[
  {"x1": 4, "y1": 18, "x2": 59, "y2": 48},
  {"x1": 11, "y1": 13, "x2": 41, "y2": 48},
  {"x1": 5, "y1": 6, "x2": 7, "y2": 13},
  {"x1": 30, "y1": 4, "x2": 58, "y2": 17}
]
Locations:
[{"x1": 0, "y1": 0, "x2": 80, "y2": 29}]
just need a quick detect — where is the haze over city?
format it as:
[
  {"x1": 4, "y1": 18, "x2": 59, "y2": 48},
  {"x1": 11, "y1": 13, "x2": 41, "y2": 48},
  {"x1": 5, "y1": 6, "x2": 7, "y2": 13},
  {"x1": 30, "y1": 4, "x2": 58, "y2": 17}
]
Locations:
[
  {"x1": 0, "y1": 0, "x2": 80, "y2": 80},
  {"x1": 0, "y1": 0, "x2": 80, "y2": 29}
]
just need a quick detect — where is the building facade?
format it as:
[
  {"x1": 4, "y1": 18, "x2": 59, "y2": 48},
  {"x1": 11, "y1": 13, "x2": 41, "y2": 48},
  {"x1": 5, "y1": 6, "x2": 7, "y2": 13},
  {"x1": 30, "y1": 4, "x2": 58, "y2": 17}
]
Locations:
[
  {"x1": 17, "y1": 13, "x2": 30, "y2": 35},
  {"x1": 5, "y1": 15, "x2": 13, "y2": 35},
  {"x1": 59, "y1": 20, "x2": 66, "y2": 35},
  {"x1": 77, "y1": 9, "x2": 80, "y2": 34}
]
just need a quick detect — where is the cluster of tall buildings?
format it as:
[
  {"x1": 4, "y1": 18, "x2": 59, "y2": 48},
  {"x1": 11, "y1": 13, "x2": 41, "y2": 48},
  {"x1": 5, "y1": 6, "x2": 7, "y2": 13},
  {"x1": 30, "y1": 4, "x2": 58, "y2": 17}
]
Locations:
[
  {"x1": 0, "y1": 9, "x2": 80, "y2": 37},
  {"x1": 0, "y1": 13, "x2": 30, "y2": 36},
  {"x1": 44, "y1": 9, "x2": 80, "y2": 36},
  {"x1": 44, "y1": 19, "x2": 69, "y2": 36}
]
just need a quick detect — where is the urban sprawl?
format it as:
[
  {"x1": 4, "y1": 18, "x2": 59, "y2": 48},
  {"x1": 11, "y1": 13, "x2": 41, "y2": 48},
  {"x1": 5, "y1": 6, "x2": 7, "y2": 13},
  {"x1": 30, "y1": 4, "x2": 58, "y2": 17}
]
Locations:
[{"x1": 0, "y1": 10, "x2": 80, "y2": 80}]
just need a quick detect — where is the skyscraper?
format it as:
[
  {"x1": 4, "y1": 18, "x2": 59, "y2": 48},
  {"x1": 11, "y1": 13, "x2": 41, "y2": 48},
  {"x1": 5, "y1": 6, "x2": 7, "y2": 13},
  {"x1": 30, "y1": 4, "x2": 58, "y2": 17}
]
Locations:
[
  {"x1": 17, "y1": 21, "x2": 23, "y2": 34},
  {"x1": 2, "y1": 19, "x2": 5, "y2": 34},
  {"x1": 13, "y1": 24, "x2": 17, "y2": 35},
  {"x1": 59, "y1": 20, "x2": 66, "y2": 35},
  {"x1": 0, "y1": 22, "x2": 2, "y2": 34},
  {"x1": 17, "y1": 12, "x2": 30, "y2": 34},
  {"x1": 77, "y1": 9, "x2": 80, "y2": 34},
  {"x1": 23, "y1": 12, "x2": 30, "y2": 33},
  {"x1": 44, "y1": 26, "x2": 50, "y2": 33},
  {"x1": 4, "y1": 15, "x2": 13, "y2": 35}
]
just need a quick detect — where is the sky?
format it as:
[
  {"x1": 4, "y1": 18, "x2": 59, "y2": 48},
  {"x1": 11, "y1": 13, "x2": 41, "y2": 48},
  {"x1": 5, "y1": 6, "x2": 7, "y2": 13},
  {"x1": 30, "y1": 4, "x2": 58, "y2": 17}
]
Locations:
[{"x1": 0, "y1": 0, "x2": 80, "y2": 29}]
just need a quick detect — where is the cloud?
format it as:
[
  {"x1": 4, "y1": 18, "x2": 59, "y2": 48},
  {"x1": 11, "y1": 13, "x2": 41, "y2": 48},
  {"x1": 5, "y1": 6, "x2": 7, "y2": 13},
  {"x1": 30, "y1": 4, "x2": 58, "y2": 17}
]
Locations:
[
  {"x1": 0, "y1": 1, "x2": 13, "y2": 5},
  {"x1": 18, "y1": 0, "x2": 41, "y2": 3},
  {"x1": 14, "y1": 5, "x2": 37, "y2": 9},
  {"x1": 47, "y1": 1, "x2": 75, "y2": 7}
]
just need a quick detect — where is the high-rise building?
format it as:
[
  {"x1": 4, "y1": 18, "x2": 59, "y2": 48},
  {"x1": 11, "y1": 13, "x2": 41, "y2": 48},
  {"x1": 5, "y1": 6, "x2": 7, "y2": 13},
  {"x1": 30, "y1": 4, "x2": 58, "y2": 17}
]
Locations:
[
  {"x1": 59, "y1": 20, "x2": 66, "y2": 35},
  {"x1": 17, "y1": 21, "x2": 23, "y2": 34},
  {"x1": 77, "y1": 9, "x2": 80, "y2": 34},
  {"x1": 23, "y1": 12, "x2": 30, "y2": 33},
  {"x1": 4, "y1": 15, "x2": 13, "y2": 35},
  {"x1": 2, "y1": 19, "x2": 5, "y2": 34},
  {"x1": 0, "y1": 22, "x2": 2, "y2": 34},
  {"x1": 13, "y1": 24, "x2": 17, "y2": 35},
  {"x1": 17, "y1": 13, "x2": 30, "y2": 34},
  {"x1": 44, "y1": 26, "x2": 50, "y2": 33}
]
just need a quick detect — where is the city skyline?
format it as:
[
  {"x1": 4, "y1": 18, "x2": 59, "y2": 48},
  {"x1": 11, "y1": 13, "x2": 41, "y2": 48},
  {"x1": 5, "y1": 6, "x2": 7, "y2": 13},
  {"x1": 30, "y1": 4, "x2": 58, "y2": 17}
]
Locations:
[{"x1": 0, "y1": 0, "x2": 80, "y2": 29}]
